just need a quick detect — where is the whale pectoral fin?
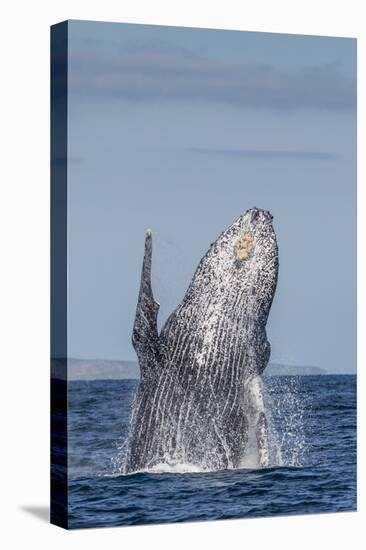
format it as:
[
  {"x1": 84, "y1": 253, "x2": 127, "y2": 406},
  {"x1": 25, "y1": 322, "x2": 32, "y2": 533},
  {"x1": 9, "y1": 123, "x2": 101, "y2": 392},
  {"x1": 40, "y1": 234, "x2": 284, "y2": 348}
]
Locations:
[{"x1": 132, "y1": 230, "x2": 161, "y2": 374}]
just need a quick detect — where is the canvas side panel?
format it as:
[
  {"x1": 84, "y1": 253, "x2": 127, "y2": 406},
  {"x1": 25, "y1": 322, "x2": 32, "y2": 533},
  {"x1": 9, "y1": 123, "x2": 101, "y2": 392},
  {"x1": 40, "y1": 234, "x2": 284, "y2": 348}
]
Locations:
[{"x1": 50, "y1": 20, "x2": 68, "y2": 529}]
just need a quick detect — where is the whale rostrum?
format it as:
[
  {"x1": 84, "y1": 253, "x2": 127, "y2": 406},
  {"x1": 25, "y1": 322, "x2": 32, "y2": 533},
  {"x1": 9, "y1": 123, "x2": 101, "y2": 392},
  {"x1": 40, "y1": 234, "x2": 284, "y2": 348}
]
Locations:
[{"x1": 125, "y1": 208, "x2": 279, "y2": 473}]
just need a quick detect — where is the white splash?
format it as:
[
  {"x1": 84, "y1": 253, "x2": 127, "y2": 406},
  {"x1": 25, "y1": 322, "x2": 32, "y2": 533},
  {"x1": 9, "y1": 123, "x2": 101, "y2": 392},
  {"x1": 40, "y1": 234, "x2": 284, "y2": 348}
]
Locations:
[{"x1": 147, "y1": 462, "x2": 205, "y2": 474}]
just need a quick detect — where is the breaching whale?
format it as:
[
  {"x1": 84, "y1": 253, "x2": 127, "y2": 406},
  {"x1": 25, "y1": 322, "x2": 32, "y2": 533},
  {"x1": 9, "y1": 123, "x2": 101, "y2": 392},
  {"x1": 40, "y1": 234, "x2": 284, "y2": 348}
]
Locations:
[{"x1": 125, "y1": 207, "x2": 279, "y2": 473}]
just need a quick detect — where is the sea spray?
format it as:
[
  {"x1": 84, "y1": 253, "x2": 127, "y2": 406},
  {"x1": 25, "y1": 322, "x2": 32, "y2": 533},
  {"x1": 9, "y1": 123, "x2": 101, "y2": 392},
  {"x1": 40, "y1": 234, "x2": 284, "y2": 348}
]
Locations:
[{"x1": 264, "y1": 375, "x2": 309, "y2": 467}]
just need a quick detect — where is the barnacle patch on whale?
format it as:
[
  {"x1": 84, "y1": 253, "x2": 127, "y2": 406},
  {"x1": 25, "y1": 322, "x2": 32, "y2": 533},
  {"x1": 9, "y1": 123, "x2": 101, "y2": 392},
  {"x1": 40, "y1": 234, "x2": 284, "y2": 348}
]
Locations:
[{"x1": 234, "y1": 232, "x2": 255, "y2": 260}]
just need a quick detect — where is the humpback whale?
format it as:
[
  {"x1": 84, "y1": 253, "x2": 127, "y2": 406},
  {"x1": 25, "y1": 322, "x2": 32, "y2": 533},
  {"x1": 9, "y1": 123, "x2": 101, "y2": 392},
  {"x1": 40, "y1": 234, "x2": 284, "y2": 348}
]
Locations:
[{"x1": 125, "y1": 207, "x2": 278, "y2": 473}]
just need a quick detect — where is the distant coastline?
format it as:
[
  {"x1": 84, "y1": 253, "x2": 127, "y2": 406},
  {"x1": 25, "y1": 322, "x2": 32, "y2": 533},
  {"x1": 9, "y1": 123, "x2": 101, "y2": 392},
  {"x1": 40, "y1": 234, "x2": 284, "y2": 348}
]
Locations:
[
  {"x1": 263, "y1": 363, "x2": 326, "y2": 376},
  {"x1": 50, "y1": 358, "x2": 348, "y2": 381}
]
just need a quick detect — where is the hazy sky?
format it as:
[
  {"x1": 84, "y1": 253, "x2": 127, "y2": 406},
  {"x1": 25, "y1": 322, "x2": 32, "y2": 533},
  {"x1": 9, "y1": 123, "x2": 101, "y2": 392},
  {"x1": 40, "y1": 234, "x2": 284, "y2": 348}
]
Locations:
[{"x1": 66, "y1": 20, "x2": 356, "y2": 373}]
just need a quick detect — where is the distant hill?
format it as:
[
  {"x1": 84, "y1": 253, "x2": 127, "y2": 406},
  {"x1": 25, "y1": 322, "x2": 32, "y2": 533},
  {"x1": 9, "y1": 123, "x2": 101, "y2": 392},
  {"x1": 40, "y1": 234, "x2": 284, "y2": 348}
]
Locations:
[
  {"x1": 264, "y1": 363, "x2": 326, "y2": 376},
  {"x1": 52, "y1": 359, "x2": 326, "y2": 380},
  {"x1": 51, "y1": 359, "x2": 139, "y2": 381}
]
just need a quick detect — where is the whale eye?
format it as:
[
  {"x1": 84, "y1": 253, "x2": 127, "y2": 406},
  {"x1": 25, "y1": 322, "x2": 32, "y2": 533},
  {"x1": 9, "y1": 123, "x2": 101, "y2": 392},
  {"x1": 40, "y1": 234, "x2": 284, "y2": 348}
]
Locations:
[{"x1": 234, "y1": 232, "x2": 254, "y2": 260}]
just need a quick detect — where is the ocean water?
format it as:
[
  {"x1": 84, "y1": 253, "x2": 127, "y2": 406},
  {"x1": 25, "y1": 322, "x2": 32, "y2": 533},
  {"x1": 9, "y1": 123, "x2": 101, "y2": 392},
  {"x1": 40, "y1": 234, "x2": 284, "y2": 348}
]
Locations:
[{"x1": 62, "y1": 375, "x2": 356, "y2": 529}]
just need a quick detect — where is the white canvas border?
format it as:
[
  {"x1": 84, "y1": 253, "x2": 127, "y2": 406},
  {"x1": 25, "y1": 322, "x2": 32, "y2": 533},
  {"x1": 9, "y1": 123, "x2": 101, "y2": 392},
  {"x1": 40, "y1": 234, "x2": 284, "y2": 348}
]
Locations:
[{"x1": 0, "y1": 1, "x2": 363, "y2": 548}]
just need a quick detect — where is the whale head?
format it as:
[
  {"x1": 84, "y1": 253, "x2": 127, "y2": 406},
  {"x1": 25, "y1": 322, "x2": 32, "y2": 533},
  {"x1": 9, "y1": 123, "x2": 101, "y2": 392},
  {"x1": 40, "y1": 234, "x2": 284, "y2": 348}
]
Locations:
[{"x1": 191, "y1": 207, "x2": 279, "y2": 320}]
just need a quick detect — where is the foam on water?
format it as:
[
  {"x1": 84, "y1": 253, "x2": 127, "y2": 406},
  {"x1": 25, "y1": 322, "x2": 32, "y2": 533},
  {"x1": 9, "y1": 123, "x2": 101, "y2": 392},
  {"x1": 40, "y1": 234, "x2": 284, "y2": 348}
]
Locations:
[
  {"x1": 106, "y1": 464, "x2": 205, "y2": 476},
  {"x1": 147, "y1": 462, "x2": 206, "y2": 474}
]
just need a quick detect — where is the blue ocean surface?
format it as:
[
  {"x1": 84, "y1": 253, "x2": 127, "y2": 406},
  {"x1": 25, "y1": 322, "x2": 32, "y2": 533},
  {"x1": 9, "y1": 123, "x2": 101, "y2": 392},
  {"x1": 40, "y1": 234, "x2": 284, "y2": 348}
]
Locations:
[{"x1": 64, "y1": 375, "x2": 356, "y2": 529}]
